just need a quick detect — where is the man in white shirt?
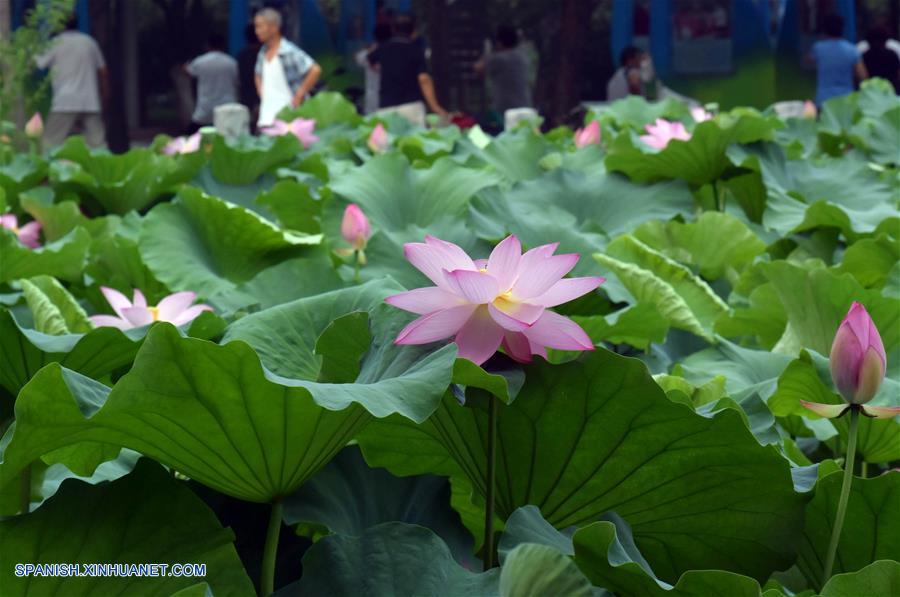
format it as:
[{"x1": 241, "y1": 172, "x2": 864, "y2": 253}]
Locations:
[
  {"x1": 185, "y1": 33, "x2": 238, "y2": 130},
  {"x1": 253, "y1": 8, "x2": 322, "y2": 127},
  {"x1": 35, "y1": 15, "x2": 108, "y2": 147}
]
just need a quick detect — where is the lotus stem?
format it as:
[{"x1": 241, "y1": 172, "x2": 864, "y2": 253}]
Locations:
[
  {"x1": 483, "y1": 393, "x2": 498, "y2": 570},
  {"x1": 822, "y1": 407, "x2": 860, "y2": 585},
  {"x1": 353, "y1": 250, "x2": 361, "y2": 284},
  {"x1": 19, "y1": 463, "x2": 31, "y2": 514},
  {"x1": 261, "y1": 499, "x2": 283, "y2": 596}
]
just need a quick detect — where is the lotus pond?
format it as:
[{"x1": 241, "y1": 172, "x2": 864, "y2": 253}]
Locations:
[{"x1": 0, "y1": 81, "x2": 898, "y2": 597}]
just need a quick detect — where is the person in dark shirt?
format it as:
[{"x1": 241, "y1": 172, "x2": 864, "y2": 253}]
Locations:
[
  {"x1": 474, "y1": 25, "x2": 533, "y2": 114},
  {"x1": 237, "y1": 24, "x2": 261, "y2": 118},
  {"x1": 368, "y1": 14, "x2": 448, "y2": 124},
  {"x1": 863, "y1": 26, "x2": 900, "y2": 93}
]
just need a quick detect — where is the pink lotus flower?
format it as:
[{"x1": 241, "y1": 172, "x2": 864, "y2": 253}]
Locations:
[
  {"x1": 385, "y1": 235, "x2": 605, "y2": 365},
  {"x1": 163, "y1": 132, "x2": 201, "y2": 155},
  {"x1": 261, "y1": 118, "x2": 319, "y2": 149},
  {"x1": 25, "y1": 113, "x2": 43, "y2": 138},
  {"x1": 367, "y1": 123, "x2": 389, "y2": 153},
  {"x1": 1, "y1": 214, "x2": 42, "y2": 248},
  {"x1": 574, "y1": 120, "x2": 601, "y2": 148},
  {"x1": 801, "y1": 302, "x2": 898, "y2": 420},
  {"x1": 90, "y1": 287, "x2": 212, "y2": 330},
  {"x1": 639, "y1": 118, "x2": 691, "y2": 150},
  {"x1": 342, "y1": 204, "x2": 371, "y2": 250},
  {"x1": 803, "y1": 100, "x2": 817, "y2": 119},
  {"x1": 690, "y1": 107, "x2": 713, "y2": 123}
]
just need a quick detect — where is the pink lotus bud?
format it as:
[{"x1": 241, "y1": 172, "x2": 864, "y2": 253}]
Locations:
[
  {"x1": 830, "y1": 302, "x2": 886, "y2": 405},
  {"x1": 802, "y1": 100, "x2": 817, "y2": 119},
  {"x1": 25, "y1": 113, "x2": 43, "y2": 138},
  {"x1": 367, "y1": 123, "x2": 389, "y2": 153},
  {"x1": 573, "y1": 120, "x2": 600, "y2": 148},
  {"x1": 341, "y1": 204, "x2": 371, "y2": 250}
]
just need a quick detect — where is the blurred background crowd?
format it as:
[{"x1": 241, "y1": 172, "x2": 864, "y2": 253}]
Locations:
[{"x1": 1, "y1": 0, "x2": 898, "y2": 152}]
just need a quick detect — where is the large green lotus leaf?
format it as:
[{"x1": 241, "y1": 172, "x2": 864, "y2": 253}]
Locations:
[
  {"x1": 573, "y1": 521, "x2": 767, "y2": 597},
  {"x1": 359, "y1": 348, "x2": 807, "y2": 582},
  {"x1": 49, "y1": 136, "x2": 204, "y2": 214},
  {"x1": 798, "y1": 470, "x2": 900, "y2": 589},
  {"x1": 139, "y1": 187, "x2": 321, "y2": 298},
  {"x1": 595, "y1": 236, "x2": 729, "y2": 341},
  {"x1": 208, "y1": 250, "x2": 344, "y2": 314},
  {"x1": 0, "y1": 319, "x2": 455, "y2": 502},
  {"x1": 593, "y1": 96, "x2": 689, "y2": 129},
  {"x1": 85, "y1": 233, "x2": 172, "y2": 305},
  {"x1": 255, "y1": 179, "x2": 322, "y2": 233},
  {"x1": 632, "y1": 211, "x2": 766, "y2": 281},
  {"x1": 0, "y1": 309, "x2": 141, "y2": 396},
  {"x1": 19, "y1": 189, "x2": 88, "y2": 242},
  {"x1": 0, "y1": 458, "x2": 255, "y2": 596},
  {"x1": 468, "y1": 168, "x2": 695, "y2": 270},
  {"x1": 731, "y1": 143, "x2": 900, "y2": 237},
  {"x1": 296, "y1": 522, "x2": 499, "y2": 596},
  {"x1": 819, "y1": 560, "x2": 900, "y2": 597},
  {"x1": 715, "y1": 282, "x2": 788, "y2": 349},
  {"x1": 222, "y1": 279, "x2": 400, "y2": 380},
  {"x1": 466, "y1": 128, "x2": 553, "y2": 183},
  {"x1": 767, "y1": 351, "x2": 899, "y2": 463},
  {"x1": 20, "y1": 275, "x2": 91, "y2": 335},
  {"x1": 328, "y1": 153, "x2": 500, "y2": 230},
  {"x1": 500, "y1": 543, "x2": 596, "y2": 597},
  {"x1": 836, "y1": 234, "x2": 899, "y2": 290},
  {"x1": 208, "y1": 134, "x2": 301, "y2": 185},
  {"x1": 279, "y1": 90, "x2": 362, "y2": 127},
  {"x1": 499, "y1": 504, "x2": 765, "y2": 597},
  {"x1": 0, "y1": 226, "x2": 90, "y2": 283},
  {"x1": 191, "y1": 166, "x2": 277, "y2": 220},
  {"x1": 283, "y1": 445, "x2": 476, "y2": 567},
  {"x1": 605, "y1": 112, "x2": 780, "y2": 185},
  {"x1": 572, "y1": 303, "x2": 670, "y2": 351},
  {"x1": 759, "y1": 260, "x2": 900, "y2": 359},
  {"x1": 858, "y1": 105, "x2": 900, "y2": 165},
  {"x1": 0, "y1": 153, "x2": 47, "y2": 210}
]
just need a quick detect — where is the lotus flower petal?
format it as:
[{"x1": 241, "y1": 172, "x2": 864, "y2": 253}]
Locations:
[
  {"x1": 454, "y1": 307, "x2": 505, "y2": 364},
  {"x1": 861, "y1": 405, "x2": 900, "y2": 420},
  {"x1": 157, "y1": 291, "x2": 198, "y2": 322},
  {"x1": 799, "y1": 401, "x2": 849, "y2": 419},
  {"x1": 395, "y1": 305, "x2": 477, "y2": 345}
]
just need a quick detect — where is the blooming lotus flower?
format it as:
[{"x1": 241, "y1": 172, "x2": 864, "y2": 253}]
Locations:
[
  {"x1": 639, "y1": 118, "x2": 691, "y2": 150},
  {"x1": 690, "y1": 107, "x2": 712, "y2": 123},
  {"x1": 342, "y1": 204, "x2": 371, "y2": 251},
  {"x1": 1, "y1": 214, "x2": 42, "y2": 248},
  {"x1": 25, "y1": 113, "x2": 43, "y2": 138},
  {"x1": 261, "y1": 118, "x2": 319, "y2": 149},
  {"x1": 367, "y1": 123, "x2": 389, "y2": 153},
  {"x1": 803, "y1": 100, "x2": 817, "y2": 119},
  {"x1": 801, "y1": 302, "x2": 899, "y2": 420},
  {"x1": 163, "y1": 132, "x2": 201, "y2": 155},
  {"x1": 90, "y1": 287, "x2": 212, "y2": 330},
  {"x1": 574, "y1": 120, "x2": 601, "y2": 148},
  {"x1": 385, "y1": 235, "x2": 605, "y2": 365}
]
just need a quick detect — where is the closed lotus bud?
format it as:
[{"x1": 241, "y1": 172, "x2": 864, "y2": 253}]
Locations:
[
  {"x1": 341, "y1": 204, "x2": 371, "y2": 251},
  {"x1": 573, "y1": 120, "x2": 600, "y2": 148},
  {"x1": 25, "y1": 113, "x2": 43, "y2": 138},
  {"x1": 367, "y1": 123, "x2": 389, "y2": 153},
  {"x1": 830, "y1": 302, "x2": 886, "y2": 405}
]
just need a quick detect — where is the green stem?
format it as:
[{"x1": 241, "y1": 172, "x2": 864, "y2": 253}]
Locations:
[
  {"x1": 483, "y1": 393, "x2": 498, "y2": 570},
  {"x1": 860, "y1": 461, "x2": 867, "y2": 479},
  {"x1": 822, "y1": 407, "x2": 860, "y2": 586},
  {"x1": 19, "y1": 463, "x2": 31, "y2": 514},
  {"x1": 353, "y1": 250, "x2": 361, "y2": 284},
  {"x1": 712, "y1": 179, "x2": 724, "y2": 212},
  {"x1": 261, "y1": 499, "x2": 283, "y2": 596}
]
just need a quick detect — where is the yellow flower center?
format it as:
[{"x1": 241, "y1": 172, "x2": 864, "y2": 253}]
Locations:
[{"x1": 148, "y1": 306, "x2": 160, "y2": 321}]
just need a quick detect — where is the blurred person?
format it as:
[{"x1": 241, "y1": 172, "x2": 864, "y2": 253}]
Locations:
[
  {"x1": 253, "y1": 8, "x2": 322, "y2": 127},
  {"x1": 35, "y1": 14, "x2": 108, "y2": 147},
  {"x1": 368, "y1": 14, "x2": 449, "y2": 126},
  {"x1": 606, "y1": 46, "x2": 643, "y2": 101},
  {"x1": 355, "y1": 22, "x2": 392, "y2": 115},
  {"x1": 238, "y1": 24, "x2": 262, "y2": 118},
  {"x1": 861, "y1": 27, "x2": 900, "y2": 93},
  {"x1": 185, "y1": 33, "x2": 238, "y2": 132},
  {"x1": 809, "y1": 14, "x2": 867, "y2": 105},
  {"x1": 474, "y1": 25, "x2": 533, "y2": 114}
]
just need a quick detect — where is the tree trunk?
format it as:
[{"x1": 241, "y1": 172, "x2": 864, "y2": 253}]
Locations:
[{"x1": 549, "y1": 0, "x2": 593, "y2": 126}]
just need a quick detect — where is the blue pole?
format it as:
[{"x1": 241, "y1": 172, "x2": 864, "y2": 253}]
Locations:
[
  {"x1": 229, "y1": 0, "x2": 250, "y2": 56},
  {"x1": 837, "y1": 0, "x2": 856, "y2": 42},
  {"x1": 611, "y1": 0, "x2": 635, "y2": 66},
  {"x1": 649, "y1": 0, "x2": 672, "y2": 78},
  {"x1": 77, "y1": 0, "x2": 90, "y2": 33}
]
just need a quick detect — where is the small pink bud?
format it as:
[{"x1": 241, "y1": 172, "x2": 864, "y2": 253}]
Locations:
[
  {"x1": 25, "y1": 113, "x2": 43, "y2": 138},
  {"x1": 367, "y1": 123, "x2": 389, "y2": 153},
  {"x1": 830, "y1": 302, "x2": 886, "y2": 405},
  {"x1": 341, "y1": 204, "x2": 371, "y2": 250},
  {"x1": 573, "y1": 120, "x2": 600, "y2": 148},
  {"x1": 802, "y1": 100, "x2": 817, "y2": 119}
]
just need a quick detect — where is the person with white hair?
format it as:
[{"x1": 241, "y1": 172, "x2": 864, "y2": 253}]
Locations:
[{"x1": 253, "y1": 8, "x2": 322, "y2": 127}]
